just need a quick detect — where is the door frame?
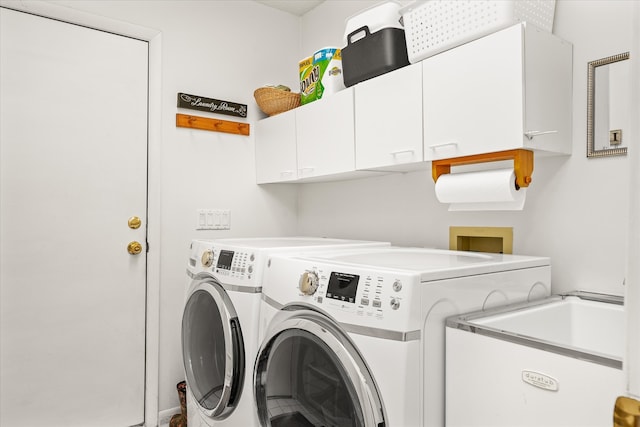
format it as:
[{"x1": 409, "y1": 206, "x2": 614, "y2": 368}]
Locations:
[
  {"x1": 626, "y1": 0, "x2": 640, "y2": 399},
  {"x1": 0, "y1": 1, "x2": 162, "y2": 425}
]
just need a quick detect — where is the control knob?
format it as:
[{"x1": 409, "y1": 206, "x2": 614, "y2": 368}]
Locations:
[
  {"x1": 299, "y1": 271, "x2": 319, "y2": 296},
  {"x1": 201, "y1": 249, "x2": 214, "y2": 267}
]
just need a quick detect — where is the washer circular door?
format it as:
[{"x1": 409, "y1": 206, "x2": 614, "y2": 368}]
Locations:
[
  {"x1": 254, "y1": 306, "x2": 386, "y2": 427},
  {"x1": 182, "y1": 272, "x2": 245, "y2": 420}
]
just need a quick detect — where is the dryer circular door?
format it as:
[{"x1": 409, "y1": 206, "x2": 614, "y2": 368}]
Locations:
[
  {"x1": 182, "y1": 273, "x2": 245, "y2": 421},
  {"x1": 254, "y1": 306, "x2": 386, "y2": 427}
]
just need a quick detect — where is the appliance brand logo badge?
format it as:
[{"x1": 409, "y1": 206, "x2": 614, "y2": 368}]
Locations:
[{"x1": 522, "y1": 370, "x2": 559, "y2": 392}]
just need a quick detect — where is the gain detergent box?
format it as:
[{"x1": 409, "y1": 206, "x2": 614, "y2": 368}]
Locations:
[{"x1": 299, "y1": 47, "x2": 345, "y2": 105}]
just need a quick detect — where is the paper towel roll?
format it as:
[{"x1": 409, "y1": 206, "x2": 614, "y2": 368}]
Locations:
[{"x1": 435, "y1": 169, "x2": 527, "y2": 211}]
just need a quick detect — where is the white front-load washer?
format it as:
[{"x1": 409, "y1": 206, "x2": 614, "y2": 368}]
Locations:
[
  {"x1": 254, "y1": 247, "x2": 551, "y2": 427},
  {"x1": 182, "y1": 237, "x2": 389, "y2": 427}
]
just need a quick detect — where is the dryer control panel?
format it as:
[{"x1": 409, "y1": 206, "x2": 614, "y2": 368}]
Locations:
[
  {"x1": 213, "y1": 249, "x2": 254, "y2": 279},
  {"x1": 197, "y1": 246, "x2": 257, "y2": 282}
]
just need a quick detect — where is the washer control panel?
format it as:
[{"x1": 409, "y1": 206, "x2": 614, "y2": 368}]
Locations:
[{"x1": 300, "y1": 266, "x2": 409, "y2": 319}]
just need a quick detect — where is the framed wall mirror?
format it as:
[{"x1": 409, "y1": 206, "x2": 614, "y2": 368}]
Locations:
[{"x1": 587, "y1": 52, "x2": 630, "y2": 158}]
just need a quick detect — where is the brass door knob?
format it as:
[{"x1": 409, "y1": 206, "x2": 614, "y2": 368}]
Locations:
[
  {"x1": 128, "y1": 216, "x2": 142, "y2": 229},
  {"x1": 127, "y1": 241, "x2": 143, "y2": 255},
  {"x1": 614, "y1": 396, "x2": 640, "y2": 427}
]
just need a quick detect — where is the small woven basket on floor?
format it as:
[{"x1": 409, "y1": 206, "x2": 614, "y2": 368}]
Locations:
[{"x1": 254, "y1": 87, "x2": 300, "y2": 116}]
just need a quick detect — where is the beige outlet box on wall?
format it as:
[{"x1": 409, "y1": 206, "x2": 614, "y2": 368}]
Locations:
[{"x1": 449, "y1": 226, "x2": 513, "y2": 254}]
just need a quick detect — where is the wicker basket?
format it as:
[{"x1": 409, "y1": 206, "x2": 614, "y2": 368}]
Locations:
[{"x1": 254, "y1": 87, "x2": 300, "y2": 116}]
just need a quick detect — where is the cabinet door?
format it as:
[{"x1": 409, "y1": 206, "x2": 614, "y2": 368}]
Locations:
[
  {"x1": 355, "y1": 63, "x2": 423, "y2": 170},
  {"x1": 296, "y1": 88, "x2": 355, "y2": 179},
  {"x1": 423, "y1": 24, "x2": 525, "y2": 160},
  {"x1": 255, "y1": 111, "x2": 297, "y2": 184}
]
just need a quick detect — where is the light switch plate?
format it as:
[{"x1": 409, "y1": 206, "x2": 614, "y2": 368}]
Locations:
[{"x1": 196, "y1": 209, "x2": 231, "y2": 230}]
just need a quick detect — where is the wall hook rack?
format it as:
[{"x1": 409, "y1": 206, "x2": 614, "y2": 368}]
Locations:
[
  {"x1": 176, "y1": 113, "x2": 250, "y2": 136},
  {"x1": 432, "y1": 149, "x2": 534, "y2": 188}
]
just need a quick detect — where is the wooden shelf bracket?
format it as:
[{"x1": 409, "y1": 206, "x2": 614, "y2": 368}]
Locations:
[
  {"x1": 176, "y1": 113, "x2": 250, "y2": 136},
  {"x1": 432, "y1": 149, "x2": 534, "y2": 188}
]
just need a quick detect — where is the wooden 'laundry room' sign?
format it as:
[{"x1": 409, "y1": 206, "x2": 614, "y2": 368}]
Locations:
[{"x1": 177, "y1": 92, "x2": 247, "y2": 118}]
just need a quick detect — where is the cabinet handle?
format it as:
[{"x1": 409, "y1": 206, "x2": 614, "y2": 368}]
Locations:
[
  {"x1": 428, "y1": 142, "x2": 458, "y2": 149},
  {"x1": 280, "y1": 170, "x2": 295, "y2": 177},
  {"x1": 298, "y1": 167, "x2": 315, "y2": 176},
  {"x1": 524, "y1": 130, "x2": 558, "y2": 140},
  {"x1": 390, "y1": 149, "x2": 415, "y2": 156}
]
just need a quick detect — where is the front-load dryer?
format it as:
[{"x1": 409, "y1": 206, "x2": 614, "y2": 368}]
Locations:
[
  {"x1": 182, "y1": 237, "x2": 389, "y2": 427},
  {"x1": 254, "y1": 247, "x2": 551, "y2": 427}
]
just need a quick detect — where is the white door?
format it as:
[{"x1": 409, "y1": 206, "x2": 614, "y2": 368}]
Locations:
[{"x1": 0, "y1": 8, "x2": 148, "y2": 427}]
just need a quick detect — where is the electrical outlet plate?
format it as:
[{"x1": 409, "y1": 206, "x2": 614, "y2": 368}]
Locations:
[{"x1": 196, "y1": 209, "x2": 231, "y2": 230}]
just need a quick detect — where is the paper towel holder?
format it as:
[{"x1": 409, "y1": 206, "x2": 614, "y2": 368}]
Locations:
[{"x1": 432, "y1": 149, "x2": 534, "y2": 189}]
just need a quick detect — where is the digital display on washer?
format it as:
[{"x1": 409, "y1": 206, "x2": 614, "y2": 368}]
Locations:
[
  {"x1": 326, "y1": 272, "x2": 360, "y2": 303},
  {"x1": 217, "y1": 250, "x2": 234, "y2": 270}
]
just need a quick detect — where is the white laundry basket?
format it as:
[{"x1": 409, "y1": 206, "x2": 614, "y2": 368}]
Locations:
[{"x1": 402, "y1": 0, "x2": 556, "y2": 63}]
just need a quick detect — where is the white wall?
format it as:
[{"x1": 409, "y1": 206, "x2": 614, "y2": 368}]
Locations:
[
  {"x1": 41, "y1": 0, "x2": 301, "y2": 413},
  {"x1": 296, "y1": 0, "x2": 635, "y2": 297}
]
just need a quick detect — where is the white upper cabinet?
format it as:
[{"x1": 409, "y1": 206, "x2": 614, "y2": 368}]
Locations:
[
  {"x1": 255, "y1": 87, "x2": 383, "y2": 184},
  {"x1": 295, "y1": 87, "x2": 356, "y2": 180},
  {"x1": 255, "y1": 110, "x2": 297, "y2": 184},
  {"x1": 355, "y1": 62, "x2": 424, "y2": 171},
  {"x1": 254, "y1": 23, "x2": 573, "y2": 184},
  {"x1": 422, "y1": 23, "x2": 572, "y2": 161}
]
